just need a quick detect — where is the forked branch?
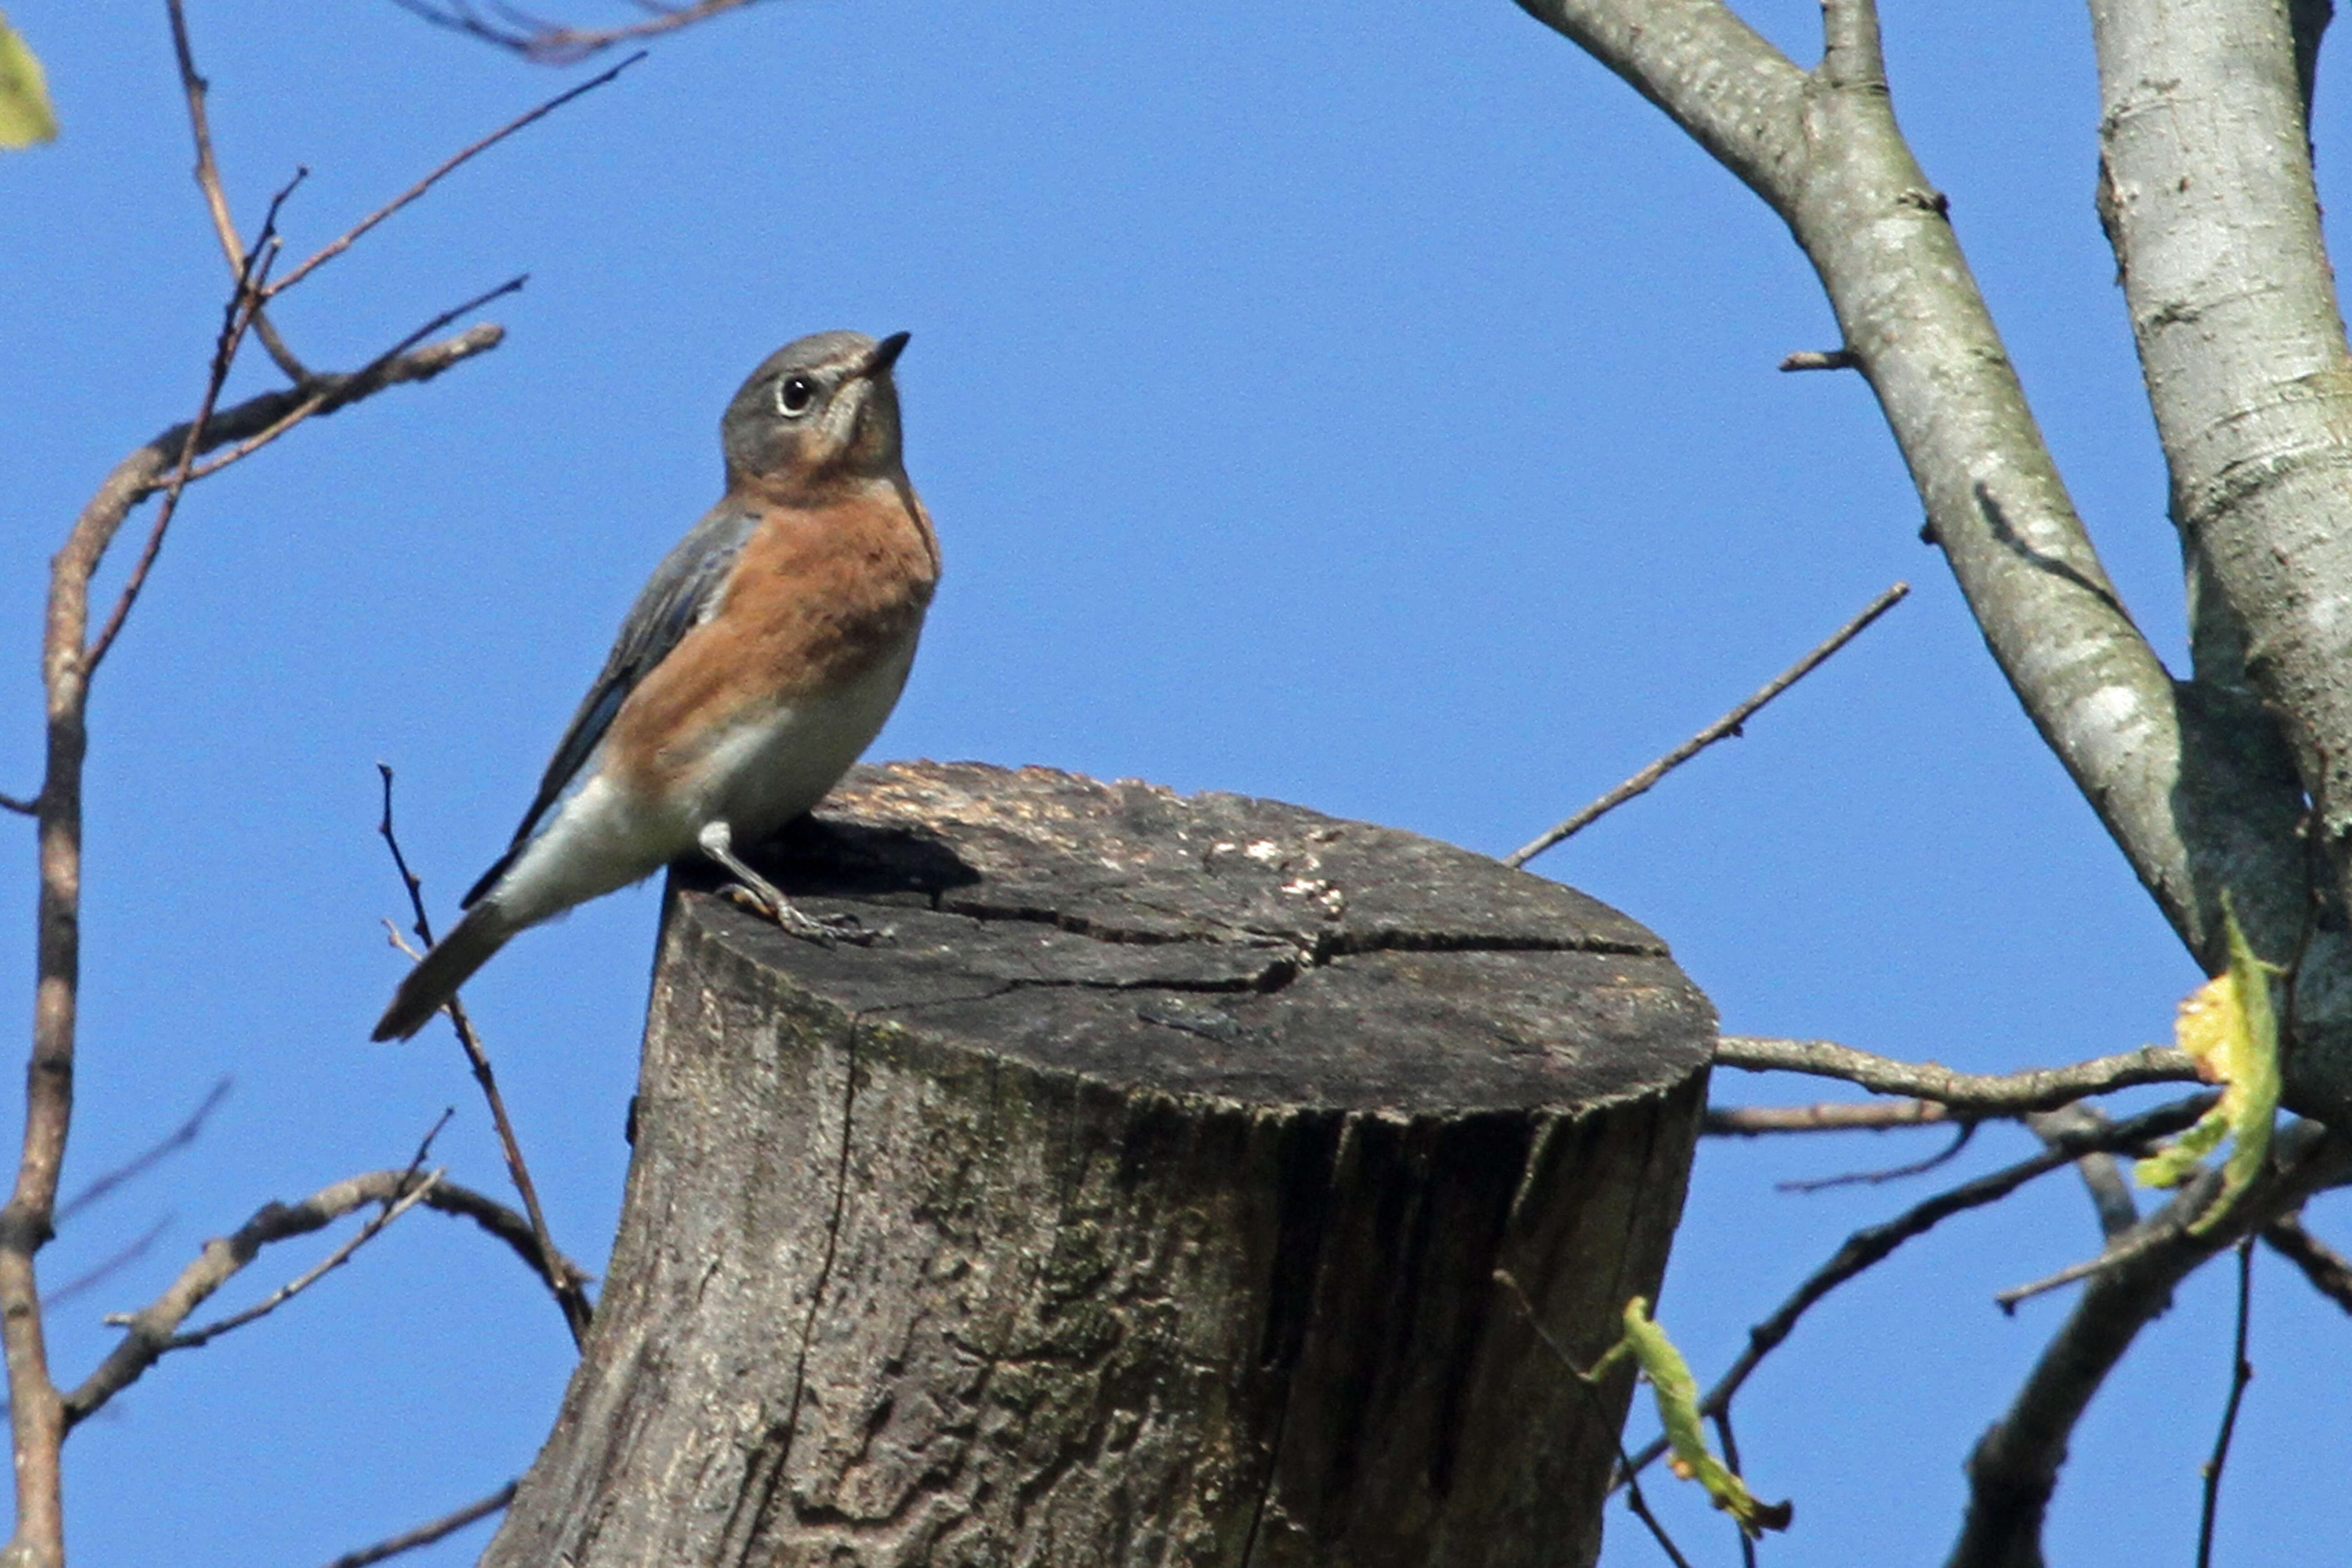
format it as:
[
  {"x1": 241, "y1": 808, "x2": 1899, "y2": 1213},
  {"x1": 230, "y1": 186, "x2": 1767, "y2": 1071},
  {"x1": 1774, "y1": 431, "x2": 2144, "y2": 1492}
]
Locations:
[
  {"x1": 61, "y1": 1166, "x2": 565, "y2": 1429},
  {"x1": 1715, "y1": 1036, "x2": 2200, "y2": 1115}
]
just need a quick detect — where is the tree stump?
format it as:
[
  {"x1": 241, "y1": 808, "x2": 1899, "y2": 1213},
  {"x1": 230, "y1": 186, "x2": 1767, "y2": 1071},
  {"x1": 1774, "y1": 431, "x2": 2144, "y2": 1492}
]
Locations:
[{"x1": 480, "y1": 762, "x2": 1715, "y2": 1568}]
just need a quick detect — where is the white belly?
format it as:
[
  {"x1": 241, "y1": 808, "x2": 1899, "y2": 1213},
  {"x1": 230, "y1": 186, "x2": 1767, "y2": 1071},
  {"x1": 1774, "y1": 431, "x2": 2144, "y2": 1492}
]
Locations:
[
  {"x1": 488, "y1": 637, "x2": 919, "y2": 926},
  {"x1": 683, "y1": 639, "x2": 919, "y2": 841}
]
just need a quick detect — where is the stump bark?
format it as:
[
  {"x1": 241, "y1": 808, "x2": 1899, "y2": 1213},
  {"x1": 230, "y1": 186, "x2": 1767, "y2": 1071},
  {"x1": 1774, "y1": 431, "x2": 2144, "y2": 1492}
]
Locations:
[{"x1": 479, "y1": 762, "x2": 1715, "y2": 1568}]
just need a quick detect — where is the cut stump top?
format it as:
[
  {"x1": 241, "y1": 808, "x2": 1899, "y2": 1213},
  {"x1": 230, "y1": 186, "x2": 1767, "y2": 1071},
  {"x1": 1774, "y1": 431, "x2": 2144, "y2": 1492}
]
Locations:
[{"x1": 698, "y1": 760, "x2": 1715, "y2": 1114}]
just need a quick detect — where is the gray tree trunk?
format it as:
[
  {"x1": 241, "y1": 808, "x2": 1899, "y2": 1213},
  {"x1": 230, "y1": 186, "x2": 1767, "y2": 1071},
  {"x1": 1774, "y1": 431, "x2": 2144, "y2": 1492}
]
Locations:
[{"x1": 479, "y1": 762, "x2": 1713, "y2": 1568}]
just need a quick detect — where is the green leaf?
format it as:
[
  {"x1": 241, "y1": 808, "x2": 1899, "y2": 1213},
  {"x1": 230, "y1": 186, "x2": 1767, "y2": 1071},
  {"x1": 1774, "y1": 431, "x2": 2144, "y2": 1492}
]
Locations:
[
  {"x1": 0, "y1": 10, "x2": 57, "y2": 149},
  {"x1": 1613, "y1": 1298, "x2": 1793, "y2": 1539},
  {"x1": 2133, "y1": 894, "x2": 2282, "y2": 1235}
]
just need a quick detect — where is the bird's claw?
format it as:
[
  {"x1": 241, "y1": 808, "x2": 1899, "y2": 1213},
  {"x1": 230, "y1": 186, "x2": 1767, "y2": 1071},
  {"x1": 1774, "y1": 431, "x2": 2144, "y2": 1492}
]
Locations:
[{"x1": 719, "y1": 883, "x2": 886, "y2": 947}]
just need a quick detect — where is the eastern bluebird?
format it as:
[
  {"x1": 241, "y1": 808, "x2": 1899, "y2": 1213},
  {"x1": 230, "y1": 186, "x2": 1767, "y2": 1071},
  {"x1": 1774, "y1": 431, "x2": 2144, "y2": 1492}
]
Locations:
[{"x1": 372, "y1": 329, "x2": 939, "y2": 1041}]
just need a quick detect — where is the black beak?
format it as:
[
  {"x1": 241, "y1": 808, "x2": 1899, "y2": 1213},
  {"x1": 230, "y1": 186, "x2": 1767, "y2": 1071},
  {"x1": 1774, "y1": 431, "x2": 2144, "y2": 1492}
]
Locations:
[{"x1": 863, "y1": 331, "x2": 911, "y2": 377}]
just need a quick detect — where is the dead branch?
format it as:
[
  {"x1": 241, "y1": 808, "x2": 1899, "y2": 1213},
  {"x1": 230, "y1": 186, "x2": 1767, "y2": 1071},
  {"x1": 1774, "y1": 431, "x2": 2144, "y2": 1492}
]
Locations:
[
  {"x1": 1778, "y1": 348, "x2": 1858, "y2": 372},
  {"x1": 1617, "y1": 1093, "x2": 2215, "y2": 1488},
  {"x1": 1994, "y1": 1165, "x2": 2225, "y2": 1310},
  {"x1": 5, "y1": 301, "x2": 499, "y2": 1568},
  {"x1": 1715, "y1": 1035, "x2": 2200, "y2": 1115},
  {"x1": 2026, "y1": 1105, "x2": 2138, "y2": 1241},
  {"x1": 318, "y1": 1481, "x2": 519, "y2": 1568},
  {"x1": 166, "y1": 0, "x2": 307, "y2": 380},
  {"x1": 2259, "y1": 1210, "x2": 2352, "y2": 1314},
  {"x1": 267, "y1": 52, "x2": 643, "y2": 299},
  {"x1": 59, "y1": 1166, "x2": 564, "y2": 1429},
  {"x1": 377, "y1": 765, "x2": 594, "y2": 1346},
  {"x1": 1507, "y1": 582, "x2": 1908, "y2": 867},
  {"x1": 82, "y1": 192, "x2": 287, "y2": 679},
  {"x1": 1948, "y1": 1122, "x2": 2351, "y2": 1568},
  {"x1": 176, "y1": 276, "x2": 526, "y2": 491},
  {"x1": 2195, "y1": 1240, "x2": 2256, "y2": 1568},
  {"x1": 1705, "y1": 1099, "x2": 1955, "y2": 1133},
  {"x1": 391, "y1": 0, "x2": 763, "y2": 64},
  {"x1": 1778, "y1": 1122, "x2": 1976, "y2": 1193}
]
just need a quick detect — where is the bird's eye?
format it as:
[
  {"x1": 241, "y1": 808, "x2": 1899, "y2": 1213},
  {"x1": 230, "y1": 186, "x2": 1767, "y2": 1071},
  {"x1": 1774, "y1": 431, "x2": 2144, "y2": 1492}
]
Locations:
[{"x1": 776, "y1": 374, "x2": 818, "y2": 417}]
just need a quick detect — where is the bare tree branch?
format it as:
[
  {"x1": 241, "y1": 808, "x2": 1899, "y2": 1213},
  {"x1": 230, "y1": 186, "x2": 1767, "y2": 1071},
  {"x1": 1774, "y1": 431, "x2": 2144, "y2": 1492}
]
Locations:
[
  {"x1": 1715, "y1": 1036, "x2": 2200, "y2": 1115},
  {"x1": 176, "y1": 276, "x2": 526, "y2": 491},
  {"x1": 2026, "y1": 1105, "x2": 2138, "y2": 1241},
  {"x1": 1514, "y1": 0, "x2": 2341, "y2": 1122},
  {"x1": 378, "y1": 766, "x2": 595, "y2": 1347},
  {"x1": 2195, "y1": 1240, "x2": 2256, "y2": 1568},
  {"x1": 1948, "y1": 1124, "x2": 2352, "y2": 1568},
  {"x1": 1994, "y1": 1165, "x2": 2228, "y2": 1311},
  {"x1": 1706, "y1": 1099, "x2": 1955, "y2": 1133},
  {"x1": 165, "y1": 0, "x2": 308, "y2": 381},
  {"x1": 2, "y1": 244, "x2": 500, "y2": 1568},
  {"x1": 1777, "y1": 1122, "x2": 1976, "y2": 1193},
  {"x1": 2259, "y1": 1209, "x2": 2352, "y2": 1314},
  {"x1": 82, "y1": 192, "x2": 287, "y2": 680},
  {"x1": 1617, "y1": 1093, "x2": 2215, "y2": 1488},
  {"x1": 2088, "y1": 0, "x2": 2352, "y2": 964},
  {"x1": 318, "y1": 1482, "x2": 519, "y2": 1568},
  {"x1": 1508, "y1": 582, "x2": 1908, "y2": 867},
  {"x1": 392, "y1": 0, "x2": 764, "y2": 64},
  {"x1": 267, "y1": 52, "x2": 644, "y2": 299},
  {"x1": 59, "y1": 1166, "x2": 567, "y2": 1429}
]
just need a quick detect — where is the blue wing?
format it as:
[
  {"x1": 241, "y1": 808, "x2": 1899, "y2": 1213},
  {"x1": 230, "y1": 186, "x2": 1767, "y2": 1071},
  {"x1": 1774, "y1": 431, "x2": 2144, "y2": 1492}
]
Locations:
[{"x1": 461, "y1": 504, "x2": 758, "y2": 908}]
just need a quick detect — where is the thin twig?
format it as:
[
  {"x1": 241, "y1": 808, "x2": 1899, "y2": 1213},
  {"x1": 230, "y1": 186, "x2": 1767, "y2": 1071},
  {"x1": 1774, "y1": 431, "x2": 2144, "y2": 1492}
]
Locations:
[
  {"x1": 81, "y1": 219, "x2": 282, "y2": 678},
  {"x1": 0, "y1": 792, "x2": 35, "y2": 818},
  {"x1": 1714, "y1": 1035, "x2": 2200, "y2": 1116},
  {"x1": 1778, "y1": 348, "x2": 1859, "y2": 372},
  {"x1": 0, "y1": 13, "x2": 518, "y2": 1552},
  {"x1": 1712, "y1": 1407, "x2": 1759, "y2": 1568},
  {"x1": 177, "y1": 276, "x2": 527, "y2": 488},
  {"x1": 267, "y1": 52, "x2": 644, "y2": 299},
  {"x1": 43, "y1": 1215, "x2": 172, "y2": 1310},
  {"x1": 58, "y1": 1076, "x2": 232, "y2": 1224},
  {"x1": 1953, "y1": 1125, "x2": 2351, "y2": 1566},
  {"x1": 2027, "y1": 1104, "x2": 2139, "y2": 1240},
  {"x1": 166, "y1": 0, "x2": 309, "y2": 381},
  {"x1": 1506, "y1": 582, "x2": 1909, "y2": 867},
  {"x1": 2195, "y1": 1239, "x2": 2255, "y2": 1568},
  {"x1": 1494, "y1": 1272, "x2": 1696, "y2": 1568},
  {"x1": 157, "y1": 1109, "x2": 454, "y2": 1351},
  {"x1": 0, "y1": 309, "x2": 502, "y2": 1564},
  {"x1": 1995, "y1": 1165, "x2": 2225, "y2": 1311},
  {"x1": 1615, "y1": 1093, "x2": 2215, "y2": 1486},
  {"x1": 166, "y1": 1172, "x2": 442, "y2": 1350},
  {"x1": 1706, "y1": 1099, "x2": 1954, "y2": 1133},
  {"x1": 60, "y1": 1164, "x2": 564, "y2": 1428},
  {"x1": 318, "y1": 1481, "x2": 519, "y2": 1568},
  {"x1": 1777, "y1": 1121, "x2": 1976, "y2": 1192},
  {"x1": 2259, "y1": 1210, "x2": 2352, "y2": 1314},
  {"x1": 391, "y1": 0, "x2": 758, "y2": 63},
  {"x1": 377, "y1": 765, "x2": 593, "y2": 1347}
]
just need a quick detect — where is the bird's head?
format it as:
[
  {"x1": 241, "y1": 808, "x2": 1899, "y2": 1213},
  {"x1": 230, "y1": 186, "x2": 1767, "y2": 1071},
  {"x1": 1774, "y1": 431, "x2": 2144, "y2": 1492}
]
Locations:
[{"x1": 722, "y1": 329, "x2": 911, "y2": 495}]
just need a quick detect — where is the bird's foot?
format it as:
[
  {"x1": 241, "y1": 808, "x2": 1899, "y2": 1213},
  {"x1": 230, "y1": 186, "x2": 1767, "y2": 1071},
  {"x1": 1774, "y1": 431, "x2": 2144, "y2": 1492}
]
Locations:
[{"x1": 719, "y1": 882, "x2": 885, "y2": 947}]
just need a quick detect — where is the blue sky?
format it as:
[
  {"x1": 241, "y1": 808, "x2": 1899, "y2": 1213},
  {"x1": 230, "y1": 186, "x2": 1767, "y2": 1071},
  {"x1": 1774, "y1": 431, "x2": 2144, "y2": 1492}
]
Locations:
[{"x1": 4, "y1": 0, "x2": 2348, "y2": 1563}]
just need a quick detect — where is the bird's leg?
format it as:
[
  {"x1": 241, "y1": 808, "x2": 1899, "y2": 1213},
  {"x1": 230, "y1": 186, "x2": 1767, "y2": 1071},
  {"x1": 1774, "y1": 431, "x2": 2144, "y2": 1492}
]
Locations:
[{"x1": 696, "y1": 819, "x2": 878, "y2": 946}]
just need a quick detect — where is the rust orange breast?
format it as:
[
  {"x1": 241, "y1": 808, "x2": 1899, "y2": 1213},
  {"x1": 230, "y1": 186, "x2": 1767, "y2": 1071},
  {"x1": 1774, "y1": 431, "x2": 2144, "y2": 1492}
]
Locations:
[{"x1": 603, "y1": 481, "x2": 939, "y2": 797}]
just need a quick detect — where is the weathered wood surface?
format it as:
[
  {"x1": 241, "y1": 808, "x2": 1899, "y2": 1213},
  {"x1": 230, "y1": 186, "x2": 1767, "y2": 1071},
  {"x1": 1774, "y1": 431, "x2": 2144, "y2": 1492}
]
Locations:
[{"x1": 480, "y1": 761, "x2": 1715, "y2": 1568}]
